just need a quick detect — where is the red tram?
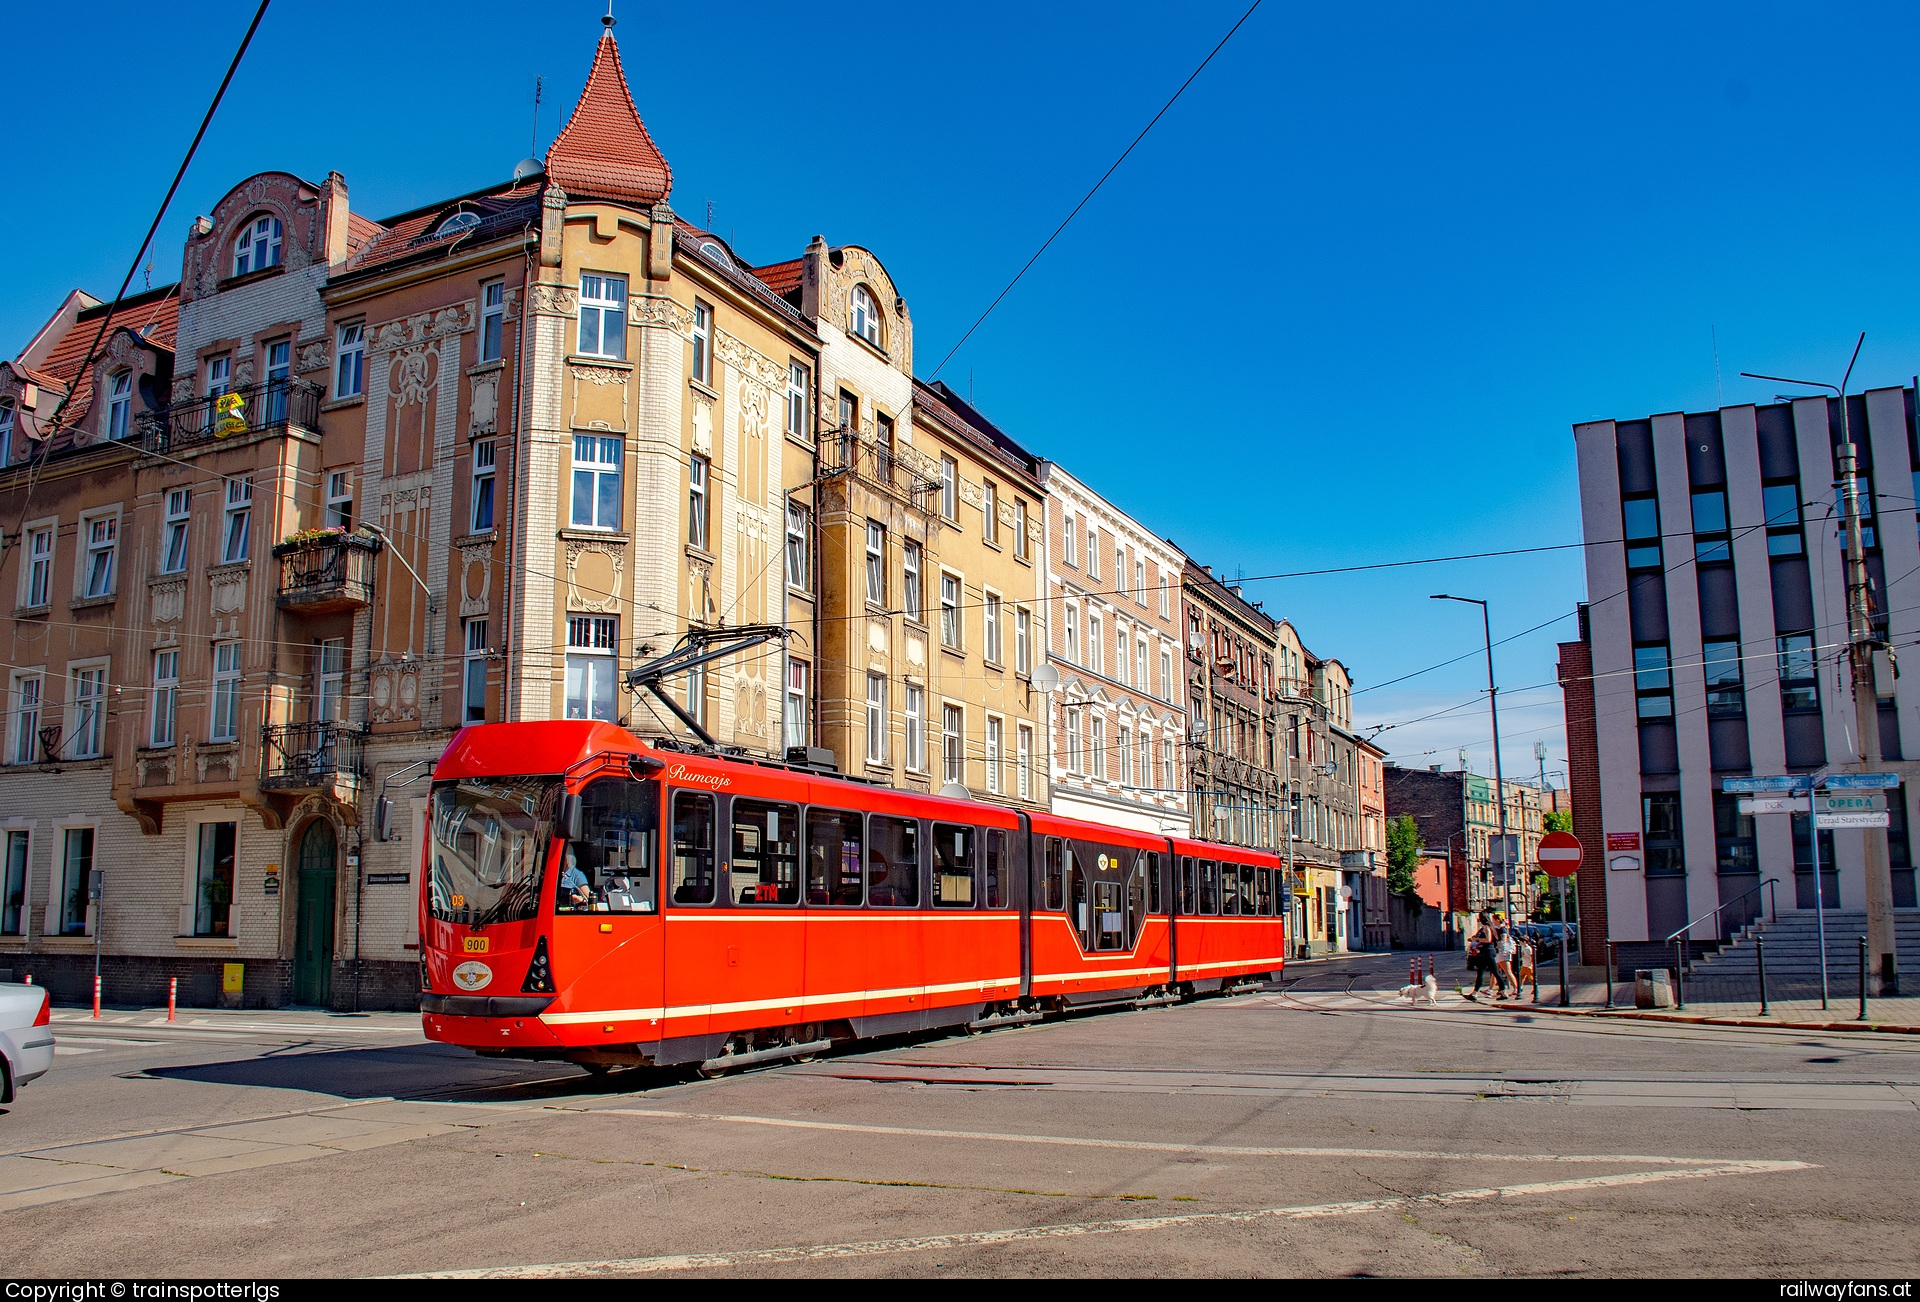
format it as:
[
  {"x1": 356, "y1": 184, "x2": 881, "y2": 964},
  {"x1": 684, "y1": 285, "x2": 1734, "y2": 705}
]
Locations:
[{"x1": 420, "y1": 721, "x2": 1286, "y2": 1071}]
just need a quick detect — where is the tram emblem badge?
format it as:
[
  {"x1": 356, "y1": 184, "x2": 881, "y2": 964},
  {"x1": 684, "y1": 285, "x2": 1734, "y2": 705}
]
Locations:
[{"x1": 451, "y1": 961, "x2": 493, "y2": 992}]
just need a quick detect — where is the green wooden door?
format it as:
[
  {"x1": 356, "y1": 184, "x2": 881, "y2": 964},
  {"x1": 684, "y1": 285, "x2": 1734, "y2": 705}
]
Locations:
[{"x1": 294, "y1": 822, "x2": 337, "y2": 1006}]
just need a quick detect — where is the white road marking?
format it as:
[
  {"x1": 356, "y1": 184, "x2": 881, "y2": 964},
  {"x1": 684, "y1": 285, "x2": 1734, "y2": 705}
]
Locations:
[
  {"x1": 572, "y1": 1107, "x2": 1760, "y2": 1166},
  {"x1": 411, "y1": 1159, "x2": 1812, "y2": 1277}
]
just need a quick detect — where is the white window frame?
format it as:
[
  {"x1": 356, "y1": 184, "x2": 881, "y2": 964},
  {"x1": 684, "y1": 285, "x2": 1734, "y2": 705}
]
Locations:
[
  {"x1": 986, "y1": 714, "x2": 1003, "y2": 795},
  {"x1": 904, "y1": 683, "x2": 926, "y2": 773},
  {"x1": 10, "y1": 671, "x2": 42, "y2": 765},
  {"x1": 1137, "y1": 728, "x2": 1150, "y2": 788},
  {"x1": 785, "y1": 659, "x2": 809, "y2": 751},
  {"x1": 22, "y1": 523, "x2": 52, "y2": 608},
  {"x1": 479, "y1": 281, "x2": 505, "y2": 364},
  {"x1": 1017, "y1": 724, "x2": 1033, "y2": 800},
  {"x1": 1, "y1": 826, "x2": 30, "y2": 937},
  {"x1": 1159, "y1": 570, "x2": 1171, "y2": 618},
  {"x1": 1137, "y1": 638, "x2": 1149, "y2": 693},
  {"x1": 222, "y1": 477, "x2": 252, "y2": 564},
  {"x1": 314, "y1": 638, "x2": 346, "y2": 723},
  {"x1": 161, "y1": 489, "x2": 190, "y2": 574},
  {"x1": 67, "y1": 661, "x2": 107, "y2": 760},
  {"x1": 335, "y1": 321, "x2": 366, "y2": 398},
  {"x1": 233, "y1": 214, "x2": 282, "y2": 276},
  {"x1": 685, "y1": 662, "x2": 707, "y2": 730},
  {"x1": 983, "y1": 591, "x2": 1002, "y2": 665},
  {"x1": 1063, "y1": 603, "x2": 1079, "y2": 665},
  {"x1": 325, "y1": 471, "x2": 353, "y2": 531},
  {"x1": 940, "y1": 456, "x2": 958, "y2": 521},
  {"x1": 1016, "y1": 607, "x2": 1032, "y2": 675},
  {"x1": 1066, "y1": 707, "x2": 1083, "y2": 775},
  {"x1": 1089, "y1": 613, "x2": 1104, "y2": 675},
  {"x1": 940, "y1": 572, "x2": 962, "y2": 650},
  {"x1": 688, "y1": 454, "x2": 710, "y2": 550},
  {"x1": 691, "y1": 300, "x2": 713, "y2": 385},
  {"x1": 1063, "y1": 514, "x2": 1077, "y2": 566},
  {"x1": 463, "y1": 618, "x2": 489, "y2": 725},
  {"x1": 1115, "y1": 625, "x2": 1129, "y2": 686},
  {"x1": 571, "y1": 435, "x2": 622, "y2": 531},
  {"x1": 982, "y1": 480, "x2": 998, "y2": 544},
  {"x1": 1014, "y1": 497, "x2": 1028, "y2": 561},
  {"x1": 565, "y1": 616, "x2": 618, "y2": 722},
  {"x1": 1162, "y1": 737, "x2": 1175, "y2": 790},
  {"x1": 151, "y1": 649, "x2": 178, "y2": 748},
  {"x1": 850, "y1": 285, "x2": 880, "y2": 347},
  {"x1": 866, "y1": 674, "x2": 888, "y2": 764},
  {"x1": 576, "y1": 273, "x2": 628, "y2": 360},
  {"x1": 1161, "y1": 647, "x2": 1174, "y2": 702},
  {"x1": 1117, "y1": 727, "x2": 1131, "y2": 790},
  {"x1": 105, "y1": 371, "x2": 132, "y2": 441},
  {"x1": 205, "y1": 354, "x2": 231, "y2": 399},
  {"x1": 786, "y1": 361, "x2": 810, "y2": 438},
  {"x1": 1135, "y1": 558, "x2": 1146, "y2": 603},
  {"x1": 0, "y1": 400, "x2": 13, "y2": 469},
  {"x1": 942, "y1": 703, "x2": 964, "y2": 785},
  {"x1": 866, "y1": 521, "x2": 887, "y2": 607},
  {"x1": 1088, "y1": 530, "x2": 1101, "y2": 580},
  {"x1": 785, "y1": 500, "x2": 810, "y2": 591},
  {"x1": 471, "y1": 440, "x2": 496, "y2": 532},
  {"x1": 903, "y1": 540, "x2": 922, "y2": 621},
  {"x1": 80, "y1": 512, "x2": 117, "y2": 599},
  {"x1": 1091, "y1": 715, "x2": 1106, "y2": 779},
  {"x1": 210, "y1": 641, "x2": 242, "y2": 742}
]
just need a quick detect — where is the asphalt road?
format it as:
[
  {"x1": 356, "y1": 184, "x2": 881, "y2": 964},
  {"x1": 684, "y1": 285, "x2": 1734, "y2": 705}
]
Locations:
[{"x1": 2, "y1": 951, "x2": 1917, "y2": 1278}]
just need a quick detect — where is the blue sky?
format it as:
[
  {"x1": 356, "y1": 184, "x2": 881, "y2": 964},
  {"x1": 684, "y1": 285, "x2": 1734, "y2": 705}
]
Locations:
[{"x1": 11, "y1": 0, "x2": 1920, "y2": 786}]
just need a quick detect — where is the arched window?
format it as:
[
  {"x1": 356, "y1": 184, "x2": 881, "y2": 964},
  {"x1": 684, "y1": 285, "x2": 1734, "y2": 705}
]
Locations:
[
  {"x1": 105, "y1": 371, "x2": 133, "y2": 440},
  {"x1": 849, "y1": 285, "x2": 880, "y2": 347},
  {"x1": 434, "y1": 211, "x2": 481, "y2": 237},
  {"x1": 0, "y1": 400, "x2": 13, "y2": 467},
  {"x1": 233, "y1": 214, "x2": 282, "y2": 276}
]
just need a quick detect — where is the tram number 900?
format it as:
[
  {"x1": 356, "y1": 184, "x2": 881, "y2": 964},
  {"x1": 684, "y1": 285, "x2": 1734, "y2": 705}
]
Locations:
[{"x1": 462, "y1": 937, "x2": 489, "y2": 954}]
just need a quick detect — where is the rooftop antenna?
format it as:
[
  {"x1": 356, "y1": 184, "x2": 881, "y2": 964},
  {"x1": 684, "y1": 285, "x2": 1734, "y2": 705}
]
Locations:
[
  {"x1": 530, "y1": 76, "x2": 543, "y2": 157},
  {"x1": 143, "y1": 258, "x2": 152, "y2": 291},
  {"x1": 1713, "y1": 324, "x2": 1724, "y2": 407},
  {"x1": 706, "y1": 199, "x2": 715, "y2": 231}
]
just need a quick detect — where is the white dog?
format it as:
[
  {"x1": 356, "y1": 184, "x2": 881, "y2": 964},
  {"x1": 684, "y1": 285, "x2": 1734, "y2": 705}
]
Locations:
[{"x1": 1396, "y1": 974, "x2": 1441, "y2": 1005}]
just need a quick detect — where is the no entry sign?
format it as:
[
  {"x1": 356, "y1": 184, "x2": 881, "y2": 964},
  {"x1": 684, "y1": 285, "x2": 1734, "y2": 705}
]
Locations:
[{"x1": 1538, "y1": 829, "x2": 1582, "y2": 879}]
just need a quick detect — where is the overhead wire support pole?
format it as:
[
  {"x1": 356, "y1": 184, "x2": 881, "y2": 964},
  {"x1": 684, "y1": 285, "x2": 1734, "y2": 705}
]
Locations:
[
  {"x1": 1432, "y1": 594, "x2": 1512, "y2": 935},
  {"x1": 625, "y1": 624, "x2": 791, "y2": 752},
  {"x1": 1742, "y1": 335, "x2": 1898, "y2": 996}
]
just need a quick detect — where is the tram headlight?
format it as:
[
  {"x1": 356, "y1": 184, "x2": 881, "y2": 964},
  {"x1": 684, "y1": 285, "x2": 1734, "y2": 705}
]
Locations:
[{"x1": 522, "y1": 935, "x2": 555, "y2": 993}]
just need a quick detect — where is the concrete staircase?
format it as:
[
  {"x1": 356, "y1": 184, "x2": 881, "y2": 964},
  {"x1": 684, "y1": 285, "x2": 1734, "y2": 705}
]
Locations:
[{"x1": 1685, "y1": 909, "x2": 1920, "y2": 994}]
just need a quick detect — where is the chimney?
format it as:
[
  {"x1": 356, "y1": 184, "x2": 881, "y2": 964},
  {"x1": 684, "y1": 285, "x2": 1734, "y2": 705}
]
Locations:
[{"x1": 802, "y1": 234, "x2": 827, "y2": 320}]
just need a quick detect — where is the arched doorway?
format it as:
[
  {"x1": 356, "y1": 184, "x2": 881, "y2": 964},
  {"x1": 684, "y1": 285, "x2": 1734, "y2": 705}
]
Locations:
[{"x1": 293, "y1": 820, "x2": 338, "y2": 1006}]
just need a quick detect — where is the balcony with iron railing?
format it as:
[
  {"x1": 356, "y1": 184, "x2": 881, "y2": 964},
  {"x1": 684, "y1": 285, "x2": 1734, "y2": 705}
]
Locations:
[
  {"x1": 259, "y1": 721, "x2": 366, "y2": 792},
  {"x1": 273, "y1": 530, "x2": 380, "y2": 613},
  {"x1": 138, "y1": 378, "x2": 323, "y2": 454},
  {"x1": 820, "y1": 433, "x2": 940, "y2": 507}
]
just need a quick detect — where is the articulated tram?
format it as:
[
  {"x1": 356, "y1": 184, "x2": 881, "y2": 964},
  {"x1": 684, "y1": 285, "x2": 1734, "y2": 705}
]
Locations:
[{"x1": 420, "y1": 721, "x2": 1286, "y2": 1072}]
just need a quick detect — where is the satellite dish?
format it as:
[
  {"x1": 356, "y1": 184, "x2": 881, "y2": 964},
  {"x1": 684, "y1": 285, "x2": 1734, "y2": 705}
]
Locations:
[
  {"x1": 1031, "y1": 662, "x2": 1061, "y2": 693},
  {"x1": 939, "y1": 782, "x2": 970, "y2": 800},
  {"x1": 511, "y1": 157, "x2": 543, "y2": 183}
]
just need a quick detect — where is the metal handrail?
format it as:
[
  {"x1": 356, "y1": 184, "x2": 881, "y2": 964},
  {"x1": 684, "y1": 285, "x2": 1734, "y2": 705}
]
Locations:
[{"x1": 1663, "y1": 876, "x2": 1777, "y2": 946}]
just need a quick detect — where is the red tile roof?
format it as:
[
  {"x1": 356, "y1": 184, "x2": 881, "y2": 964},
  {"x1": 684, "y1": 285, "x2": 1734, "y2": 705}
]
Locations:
[
  {"x1": 343, "y1": 180, "x2": 541, "y2": 275},
  {"x1": 545, "y1": 29, "x2": 672, "y2": 207},
  {"x1": 752, "y1": 258, "x2": 803, "y2": 297},
  {"x1": 16, "y1": 287, "x2": 178, "y2": 454}
]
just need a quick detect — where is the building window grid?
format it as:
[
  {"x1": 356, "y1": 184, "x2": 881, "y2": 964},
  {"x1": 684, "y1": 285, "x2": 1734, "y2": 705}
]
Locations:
[
  {"x1": 688, "y1": 454, "x2": 710, "y2": 550},
  {"x1": 866, "y1": 674, "x2": 888, "y2": 763},
  {"x1": 82, "y1": 515, "x2": 116, "y2": 599},
  {"x1": 986, "y1": 715, "x2": 1003, "y2": 795},
  {"x1": 1764, "y1": 481, "x2": 1804, "y2": 556},
  {"x1": 105, "y1": 372, "x2": 132, "y2": 441},
  {"x1": 565, "y1": 616, "x2": 618, "y2": 723},
  {"x1": 10, "y1": 673, "x2": 40, "y2": 765},
  {"x1": 1017, "y1": 724, "x2": 1034, "y2": 800},
  {"x1": 691, "y1": 300, "x2": 713, "y2": 385},
  {"x1": 940, "y1": 573, "x2": 962, "y2": 650},
  {"x1": 1703, "y1": 638, "x2": 1745, "y2": 718},
  {"x1": 1014, "y1": 499, "x2": 1029, "y2": 561},
  {"x1": 222, "y1": 478, "x2": 252, "y2": 564},
  {"x1": 335, "y1": 322, "x2": 366, "y2": 398},
  {"x1": 576, "y1": 274, "x2": 628, "y2": 360},
  {"x1": 943, "y1": 704, "x2": 964, "y2": 785},
  {"x1": 571, "y1": 435, "x2": 622, "y2": 531},
  {"x1": 1622, "y1": 495, "x2": 1661, "y2": 571},
  {"x1": 982, "y1": 481, "x2": 998, "y2": 544},
  {"x1": 785, "y1": 659, "x2": 809, "y2": 752},
  {"x1": 940, "y1": 456, "x2": 958, "y2": 522},
  {"x1": 210, "y1": 642, "x2": 242, "y2": 743},
  {"x1": 479, "y1": 281, "x2": 505, "y2": 364},
  {"x1": 1016, "y1": 607, "x2": 1032, "y2": 675},
  {"x1": 471, "y1": 442, "x2": 496, "y2": 532},
  {"x1": 903, "y1": 540, "x2": 922, "y2": 620},
  {"x1": 904, "y1": 683, "x2": 925, "y2": 772},
  {"x1": 984, "y1": 593, "x2": 1002, "y2": 664},
  {"x1": 1633, "y1": 642, "x2": 1673, "y2": 719},
  {"x1": 463, "y1": 619, "x2": 489, "y2": 725},
  {"x1": 785, "y1": 501, "x2": 810, "y2": 591},
  {"x1": 150, "y1": 649, "x2": 178, "y2": 748},
  {"x1": 233, "y1": 215, "x2": 281, "y2": 276},
  {"x1": 787, "y1": 362, "x2": 810, "y2": 438},
  {"x1": 866, "y1": 522, "x2": 887, "y2": 607}
]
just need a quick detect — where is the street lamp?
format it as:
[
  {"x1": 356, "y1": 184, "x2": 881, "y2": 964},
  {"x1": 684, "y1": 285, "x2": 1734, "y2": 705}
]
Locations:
[{"x1": 1430, "y1": 594, "x2": 1514, "y2": 927}]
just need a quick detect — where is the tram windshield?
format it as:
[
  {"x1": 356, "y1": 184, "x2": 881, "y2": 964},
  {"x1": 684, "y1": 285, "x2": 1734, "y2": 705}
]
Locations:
[{"x1": 429, "y1": 777, "x2": 557, "y2": 925}]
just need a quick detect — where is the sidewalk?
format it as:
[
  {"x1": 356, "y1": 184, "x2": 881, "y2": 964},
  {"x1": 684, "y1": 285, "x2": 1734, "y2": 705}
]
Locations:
[{"x1": 46, "y1": 1003, "x2": 424, "y2": 1035}]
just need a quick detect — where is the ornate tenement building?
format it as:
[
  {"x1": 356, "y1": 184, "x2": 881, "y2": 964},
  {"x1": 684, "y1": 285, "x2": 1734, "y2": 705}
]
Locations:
[
  {"x1": 0, "y1": 22, "x2": 827, "y2": 1007},
  {"x1": 1040, "y1": 463, "x2": 1187, "y2": 834},
  {"x1": 1181, "y1": 562, "x2": 1282, "y2": 851}
]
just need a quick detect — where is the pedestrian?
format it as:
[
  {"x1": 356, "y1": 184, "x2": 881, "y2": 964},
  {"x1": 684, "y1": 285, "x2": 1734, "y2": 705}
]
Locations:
[
  {"x1": 1462, "y1": 910, "x2": 1495, "y2": 1000},
  {"x1": 1491, "y1": 912, "x2": 1518, "y2": 998},
  {"x1": 1512, "y1": 927, "x2": 1536, "y2": 997}
]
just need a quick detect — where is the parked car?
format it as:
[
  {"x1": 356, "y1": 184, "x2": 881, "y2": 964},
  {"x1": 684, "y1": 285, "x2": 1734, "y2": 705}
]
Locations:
[
  {"x1": 0, "y1": 982, "x2": 54, "y2": 1103},
  {"x1": 1517, "y1": 922, "x2": 1577, "y2": 961}
]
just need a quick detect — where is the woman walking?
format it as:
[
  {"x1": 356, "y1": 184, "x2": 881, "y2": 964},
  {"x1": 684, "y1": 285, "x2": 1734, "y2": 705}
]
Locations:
[
  {"x1": 1491, "y1": 913, "x2": 1518, "y2": 999},
  {"x1": 1462, "y1": 911, "x2": 1495, "y2": 1000}
]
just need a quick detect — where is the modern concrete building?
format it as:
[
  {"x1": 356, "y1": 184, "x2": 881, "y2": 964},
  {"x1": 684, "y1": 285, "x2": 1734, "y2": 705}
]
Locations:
[{"x1": 1567, "y1": 391, "x2": 1920, "y2": 957}]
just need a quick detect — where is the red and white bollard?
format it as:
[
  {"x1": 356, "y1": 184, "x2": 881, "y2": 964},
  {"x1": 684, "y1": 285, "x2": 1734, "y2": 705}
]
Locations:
[
  {"x1": 91, "y1": 974, "x2": 101, "y2": 1020},
  {"x1": 167, "y1": 977, "x2": 177, "y2": 1023},
  {"x1": 21, "y1": 974, "x2": 30, "y2": 985},
  {"x1": 1426, "y1": 954, "x2": 1435, "y2": 982},
  {"x1": 1410, "y1": 957, "x2": 1419, "y2": 986}
]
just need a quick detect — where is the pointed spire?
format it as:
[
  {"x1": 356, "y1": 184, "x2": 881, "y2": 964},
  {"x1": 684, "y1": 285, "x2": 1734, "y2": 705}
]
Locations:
[{"x1": 543, "y1": 23, "x2": 672, "y2": 207}]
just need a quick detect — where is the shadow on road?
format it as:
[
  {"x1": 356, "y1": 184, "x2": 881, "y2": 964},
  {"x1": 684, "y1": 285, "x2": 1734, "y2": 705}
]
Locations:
[{"x1": 136, "y1": 1041, "x2": 693, "y2": 1104}]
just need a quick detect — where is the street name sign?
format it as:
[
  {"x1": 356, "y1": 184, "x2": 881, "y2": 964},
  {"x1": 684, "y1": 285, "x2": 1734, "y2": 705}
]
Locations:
[
  {"x1": 1816, "y1": 811, "x2": 1890, "y2": 829},
  {"x1": 1721, "y1": 775, "x2": 1815, "y2": 792},
  {"x1": 1739, "y1": 796, "x2": 1808, "y2": 815},
  {"x1": 1538, "y1": 830, "x2": 1581, "y2": 879},
  {"x1": 1822, "y1": 773, "x2": 1902, "y2": 790}
]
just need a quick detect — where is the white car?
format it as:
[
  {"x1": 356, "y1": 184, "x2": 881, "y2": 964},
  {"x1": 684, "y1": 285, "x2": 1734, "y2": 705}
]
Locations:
[{"x1": 0, "y1": 982, "x2": 54, "y2": 1103}]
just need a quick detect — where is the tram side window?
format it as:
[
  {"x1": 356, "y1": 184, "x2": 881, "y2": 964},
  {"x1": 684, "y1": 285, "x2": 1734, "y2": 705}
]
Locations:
[
  {"x1": 1068, "y1": 846, "x2": 1089, "y2": 937},
  {"x1": 1255, "y1": 865, "x2": 1272, "y2": 916},
  {"x1": 984, "y1": 829, "x2": 1008, "y2": 908},
  {"x1": 1130, "y1": 854, "x2": 1150, "y2": 934},
  {"x1": 933, "y1": 822, "x2": 975, "y2": 906},
  {"x1": 807, "y1": 808, "x2": 864, "y2": 906},
  {"x1": 1200, "y1": 860, "x2": 1218, "y2": 915},
  {"x1": 558, "y1": 778, "x2": 659, "y2": 914},
  {"x1": 733, "y1": 799, "x2": 801, "y2": 904},
  {"x1": 1043, "y1": 836, "x2": 1065, "y2": 911},
  {"x1": 1146, "y1": 852, "x2": 1162, "y2": 915},
  {"x1": 868, "y1": 814, "x2": 920, "y2": 907},
  {"x1": 1178, "y1": 857, "x2": 1196, "y2": 915},
  {"x1": 1222, "y1": 862, "x2": 1241, "y2": 915},
  {"x1": 671, "y1": 792, "x2": 717, "y2": 905}
]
